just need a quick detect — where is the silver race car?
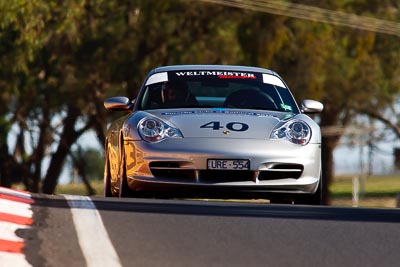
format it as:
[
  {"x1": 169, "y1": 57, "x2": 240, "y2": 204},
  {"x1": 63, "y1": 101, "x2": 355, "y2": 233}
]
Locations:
[{"x1": 104, "y1": 65, "x2": 323, "y2": 204}]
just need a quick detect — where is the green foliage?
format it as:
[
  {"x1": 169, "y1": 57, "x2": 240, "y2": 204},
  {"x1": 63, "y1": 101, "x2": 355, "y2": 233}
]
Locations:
[
  {"x1": 331, "y1": 175, "x2": 400, "y2": 198},
  {"x1": 55, "y1": 179, "x2": 103, "y2": 195}
]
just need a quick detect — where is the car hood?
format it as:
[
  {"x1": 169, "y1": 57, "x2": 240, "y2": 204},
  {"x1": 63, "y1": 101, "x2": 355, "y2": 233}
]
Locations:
[{"x1": 146, "y1": 108, "x2": 295, "y2": 139}]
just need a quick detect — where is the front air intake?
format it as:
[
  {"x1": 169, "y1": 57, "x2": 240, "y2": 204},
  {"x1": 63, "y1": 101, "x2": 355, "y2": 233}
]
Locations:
[
  {"x1": 258, "y1": 163, "x2": 304, "y2": 180},
  {"x1": 149, "y1": 162, "x2": 196, "y2": 180}
]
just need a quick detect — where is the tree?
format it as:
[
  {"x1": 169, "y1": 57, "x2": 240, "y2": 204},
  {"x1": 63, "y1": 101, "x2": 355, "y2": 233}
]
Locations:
[{"x1": 68, "y1": 146, "x2": 103, "y2": 195}]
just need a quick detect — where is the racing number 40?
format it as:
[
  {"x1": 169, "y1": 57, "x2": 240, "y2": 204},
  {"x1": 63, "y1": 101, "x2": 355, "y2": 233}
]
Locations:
[{"x1": 200, "y1": 121, "x2": 249, "y2": 132}]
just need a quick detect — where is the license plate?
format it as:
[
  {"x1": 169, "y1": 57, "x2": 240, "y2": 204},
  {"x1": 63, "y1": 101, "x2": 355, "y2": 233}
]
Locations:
[{"x1": 207, "y1": 159, "x2": 250, "y2": 170}]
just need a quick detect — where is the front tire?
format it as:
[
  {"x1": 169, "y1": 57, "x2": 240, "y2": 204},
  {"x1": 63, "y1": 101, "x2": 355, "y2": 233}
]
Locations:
[
  {"x1": 104, "y1": 155, "x2": 113, "y2": 197},
  {"x1": 118, "y1": 145, "x2": 132, "y2": 198},
  {"x1": 296, "y1": 178, "x2": 322, "y2": 205}
]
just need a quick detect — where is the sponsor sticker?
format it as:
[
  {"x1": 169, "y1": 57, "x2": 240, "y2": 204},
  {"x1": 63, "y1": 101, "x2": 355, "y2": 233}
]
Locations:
[
  {"x1": 161, "y1": 109, "x2": 278, "y2": 118},
  {"x1": 262, "y1": 74, "x2": 286, "y2": 88},
  {"x1": 145, "y1": 70, "x2": 287, "y2": 89},
  {"x1": 280, "y1": 103, "x2": 293, "y2": 111},
  {"x1": 145, "y1": 72, "x2": 168, "y2": 86},
  {"x1": 175, "y1": 71, "x2": 257, "y2": 79}
]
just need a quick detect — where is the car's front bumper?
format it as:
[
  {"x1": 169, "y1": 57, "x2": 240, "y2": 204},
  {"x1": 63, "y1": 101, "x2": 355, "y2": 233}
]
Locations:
[{"x1": 124, "y1": 138, "x2": 321, "y2": 196}]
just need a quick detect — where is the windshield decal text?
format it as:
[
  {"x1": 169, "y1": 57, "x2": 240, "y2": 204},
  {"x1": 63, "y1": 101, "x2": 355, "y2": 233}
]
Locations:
[
  {"x1": 161, "y1": 109, "x2": 279, "y2": 119},
  {"x1": 175, "y1": 71, "x2": 256, "y2": 79}
]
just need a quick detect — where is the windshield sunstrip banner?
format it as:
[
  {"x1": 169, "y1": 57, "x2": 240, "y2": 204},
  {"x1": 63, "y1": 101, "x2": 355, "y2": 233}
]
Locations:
[
  {"x1": 145, "y1": 70, "x2": 286, "y2": 88},
  {"x1": 174, "y1": 71, "x2": 257, "y2": 79}
]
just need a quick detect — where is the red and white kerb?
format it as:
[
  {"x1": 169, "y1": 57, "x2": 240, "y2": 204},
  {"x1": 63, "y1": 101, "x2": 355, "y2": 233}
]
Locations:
[{"x1": 0, "y1": 187, "x2": 34, "y2": 266}]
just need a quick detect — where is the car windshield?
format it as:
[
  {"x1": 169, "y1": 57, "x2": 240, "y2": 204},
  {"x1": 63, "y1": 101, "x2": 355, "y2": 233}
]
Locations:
[{"x1": 138, "y1": 70, "x2": 299, "y2": 113}]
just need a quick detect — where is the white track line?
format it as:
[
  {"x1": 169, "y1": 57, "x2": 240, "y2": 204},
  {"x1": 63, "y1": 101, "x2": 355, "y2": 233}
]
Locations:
[
  {"x1": 0, "y1": 199, "x2": 33, "y2": 218},
  {"x1": 64, "y1": 195, "x2": 122, "y2": 267},
  {"x1": 0, "y1": 221, "x2": 30, "y2": 242},
  {"x1": 0, "y1": 187, "x2": 33, "y2": 267}
]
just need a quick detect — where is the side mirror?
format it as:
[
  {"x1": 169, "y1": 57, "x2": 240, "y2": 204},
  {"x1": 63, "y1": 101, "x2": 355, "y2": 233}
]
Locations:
[
  {"x1": 301, "y1": 99, "x2": 323, "y2": 114},
  {"x1": 104, "y1": 96, "x2": 134, "y2": 111}
]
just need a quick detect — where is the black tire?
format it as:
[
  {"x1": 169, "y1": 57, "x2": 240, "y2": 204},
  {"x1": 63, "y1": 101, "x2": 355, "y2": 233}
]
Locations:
[
  {"x1": 118, "y1": 145, "x2": 132, "y2": 198},
  {"x1": 104, "y1": 155, "x2": 113, "y2": 197},
  {"x1": 296, "y1": 179, "x2": 322, "y2": 205}
]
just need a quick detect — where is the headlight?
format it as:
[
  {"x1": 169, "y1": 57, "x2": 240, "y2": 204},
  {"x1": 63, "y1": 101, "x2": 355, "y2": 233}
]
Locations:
[
  {"x1": 270, "y1": 120, "x2": 311, "y2": 145},
  {"x1": 138, "y1": 117, "x2": 182, "y2": 143}
]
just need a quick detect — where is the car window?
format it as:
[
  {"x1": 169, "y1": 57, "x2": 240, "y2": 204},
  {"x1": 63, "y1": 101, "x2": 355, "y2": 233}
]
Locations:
[{"x1": 139, "y1": 70, "x2": 299, "y2": 113}]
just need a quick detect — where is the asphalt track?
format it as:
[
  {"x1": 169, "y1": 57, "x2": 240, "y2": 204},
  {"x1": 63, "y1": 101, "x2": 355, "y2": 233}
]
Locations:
[{"x1": 3, "y1": 191, "x2": 400, "y2": 267}]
